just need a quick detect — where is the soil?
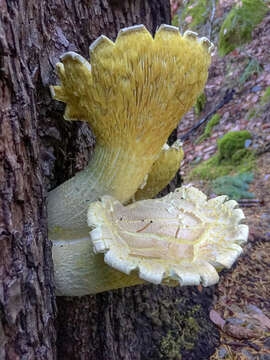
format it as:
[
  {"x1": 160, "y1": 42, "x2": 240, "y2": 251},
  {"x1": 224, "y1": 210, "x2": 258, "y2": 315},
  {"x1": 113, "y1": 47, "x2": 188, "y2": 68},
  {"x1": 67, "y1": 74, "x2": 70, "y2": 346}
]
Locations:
[{"x1": 175, "y1": 7, "x2": 270, "y2": 360}]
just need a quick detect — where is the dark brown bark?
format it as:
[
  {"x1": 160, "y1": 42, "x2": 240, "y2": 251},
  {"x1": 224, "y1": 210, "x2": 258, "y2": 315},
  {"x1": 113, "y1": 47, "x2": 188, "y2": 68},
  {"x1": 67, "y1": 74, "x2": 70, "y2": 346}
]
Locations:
[
  {"x1": 57, "y1": 285, "x2": 219, "y2": 360},
  {"x1": 0, "y1": 1, "x2": 57, "y2": 359},
  {"x1": 160, "y1": 128, "x2": 183, "y2": 196},
  {"x1": 0, "y1": 1, "x2": 219, "y2": 359}
]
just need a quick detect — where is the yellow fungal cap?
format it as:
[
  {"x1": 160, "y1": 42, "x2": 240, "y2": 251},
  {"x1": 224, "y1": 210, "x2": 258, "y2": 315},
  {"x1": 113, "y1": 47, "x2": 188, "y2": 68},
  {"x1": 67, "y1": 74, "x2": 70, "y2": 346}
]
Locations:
[
  {"x1": 51, "y1": 24, "x2": 213, "y2": 157},
  {"x1": 87, "y1": 186, "x2": 248, "y2": 287}
]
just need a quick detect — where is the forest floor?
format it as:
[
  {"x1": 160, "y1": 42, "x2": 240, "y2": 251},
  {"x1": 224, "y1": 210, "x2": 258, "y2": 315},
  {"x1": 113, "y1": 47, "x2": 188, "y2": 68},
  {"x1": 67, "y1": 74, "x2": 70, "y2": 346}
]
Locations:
[{"x1": 176, "y1": 9, "x2": 270, "y2": 360}]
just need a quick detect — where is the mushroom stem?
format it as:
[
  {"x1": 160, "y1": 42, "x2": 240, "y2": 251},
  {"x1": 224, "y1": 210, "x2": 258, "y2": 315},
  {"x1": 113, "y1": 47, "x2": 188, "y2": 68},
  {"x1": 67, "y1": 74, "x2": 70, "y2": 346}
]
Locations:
[
  {"x1": 48, "y1": 144, "x2": 157, "y2": 230},
  {"x1": 51, "y1": 227, "x2": 145, "y2": 296}
]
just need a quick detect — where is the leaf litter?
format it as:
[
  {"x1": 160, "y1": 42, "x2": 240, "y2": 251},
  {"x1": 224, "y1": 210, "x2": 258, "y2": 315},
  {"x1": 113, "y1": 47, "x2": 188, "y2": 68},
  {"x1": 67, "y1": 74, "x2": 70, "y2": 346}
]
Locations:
[{"x1": 172, "y1": 1, "x2": 270, "y2": 358}]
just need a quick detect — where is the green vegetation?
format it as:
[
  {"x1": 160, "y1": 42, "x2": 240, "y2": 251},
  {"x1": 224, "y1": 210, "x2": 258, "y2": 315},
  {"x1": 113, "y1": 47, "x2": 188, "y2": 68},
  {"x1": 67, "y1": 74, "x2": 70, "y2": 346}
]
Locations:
[
  {"x1": 172, "y1": 0, "x2": 217, "y2": 31},
  {"x1": 239, "y1": 58, "x2": 263, "y2": 84},
  {"x1": 182, "y1": 0, "x2": 210, "y2": 30},
  {"x1": 260, "y1": 85, "x2": 270, "y2": 105},
  {"x1": 189, "y1": 131, "x2": 255, "y2": 180},
  {"x1": 194, "y1": 92, "x2": 207, "y2": 116},
  {"x1": 212, "y1": 172, "x2": 255, "y2": 200},
  {"x1": 218, "y1": 0, "x2": 268, "y2": 56},
  {"x1": 247, "y1": 85, "x2": 270, "y2": 121},
  {"x1": 171, "y1": 14, "x2": 180, "y2": 27},
  {"x1": 196, "y1": 113, "x2": 221, "y2": 143},
  {"x1": 159, "y1": 305, "x2": 201, "y2": 359},
  {"x1": 217, "y1": 130, "x2": 252, "y2": 161}
]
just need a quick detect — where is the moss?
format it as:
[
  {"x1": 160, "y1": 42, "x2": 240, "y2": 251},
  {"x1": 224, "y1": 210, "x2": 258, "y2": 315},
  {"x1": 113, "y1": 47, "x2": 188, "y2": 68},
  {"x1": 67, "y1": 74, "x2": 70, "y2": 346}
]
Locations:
[
  {"x1": 231, "y1": 148, "x2": 250, "y2": 164},
  {"x1": 160, "y1": 332, "x2": 182, "y2": 360},
  {"x1": 247, "y1": 108, "x2": 258, "y2": 121},
  {"x1": 194, "y1": 92, "x2": 207, "y2": 116},
  {"x1": 159, "y1": 305, "x2": 201, "y2": 359},
  {"x1": 172, "y1": 0, "x2": 217, "y2": 30},
  {"x1": 190, "y1": 151, "x2": 255, "y2": 180},
  {"x1": 196, "y1": 113, "x2": 221, "y2": 143},
  {"x1": 218, "y1": 0, "x2": 268, "y2": 56},
  {"x1": 260, "y1": 85, "x2": 270, "y2": 105},
  {"x1": 246, "y1": 86, "x2": 270, "y2": 121},
  {"x1": 181, "y1": 0, "x2": 216, "y2": 31},
  {"x1": 217, "y1": 130, "x2": 252, "y2": 161},
  {"x1": 171, "y1": 14, "x2": 180, "y2": 27},
  {"x1": 188, "y1": 131, "x2": 255, "y2": 180}
]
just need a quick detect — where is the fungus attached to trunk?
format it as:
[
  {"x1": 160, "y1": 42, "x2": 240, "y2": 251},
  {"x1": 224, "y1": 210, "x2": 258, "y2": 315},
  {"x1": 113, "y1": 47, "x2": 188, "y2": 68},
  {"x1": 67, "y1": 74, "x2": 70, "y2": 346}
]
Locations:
[
  {"x1": 48, "y1": 24, "x2": 213, "y2": 230},
  {"x1": 48, "y1": 25, "x2": 247, "y2": 298},
  {"x1": 52, "y1": 186, "x2": 248, "y2": 296}
]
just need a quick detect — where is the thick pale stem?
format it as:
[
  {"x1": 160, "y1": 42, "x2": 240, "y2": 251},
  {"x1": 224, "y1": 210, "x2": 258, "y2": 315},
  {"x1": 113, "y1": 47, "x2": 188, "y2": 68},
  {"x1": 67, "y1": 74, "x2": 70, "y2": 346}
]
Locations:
[
  {"x1": 51, "y1": 227, "x2": 144, "y2": 296},
  {"x1": 48, "y1": 144, "x2": 156, "y2": 230}
]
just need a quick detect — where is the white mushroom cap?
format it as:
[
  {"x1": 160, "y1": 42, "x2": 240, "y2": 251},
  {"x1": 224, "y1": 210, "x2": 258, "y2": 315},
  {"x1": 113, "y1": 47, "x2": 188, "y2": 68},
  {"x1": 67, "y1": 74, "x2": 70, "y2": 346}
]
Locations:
[{"x1": 87, "y1": 186, "x2": 248, "y2": 287}]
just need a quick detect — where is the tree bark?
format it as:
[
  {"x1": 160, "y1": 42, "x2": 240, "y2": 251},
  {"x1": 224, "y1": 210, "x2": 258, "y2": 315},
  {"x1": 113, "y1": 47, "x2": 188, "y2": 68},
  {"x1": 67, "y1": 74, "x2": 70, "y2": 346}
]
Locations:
[
  {"x1": 0, "y1": 2, "x2": 57, "y2": 359},
  {"x1": 0, "y1": 1, "x2": 219, "y2": 359}
]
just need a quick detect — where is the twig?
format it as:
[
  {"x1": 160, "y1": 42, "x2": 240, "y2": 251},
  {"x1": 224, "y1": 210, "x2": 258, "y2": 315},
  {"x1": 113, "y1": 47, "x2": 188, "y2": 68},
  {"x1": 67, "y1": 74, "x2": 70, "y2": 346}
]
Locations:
[
  {"x1": 136, "y1": 221, "x2": 152, "y2": 233},
  {"x1": 239, "y1": 203, "x2": 260, "y2": 208},
  {"x1": 255, "y1": 141, "x2": 270, "y2": 155},
  {"x1": 177, "y1": 6, "x2": 183, "y2": 34},
  {"x1": 208, "y1": 0, "x2": 216, "y2": 40},
  {"x1": 180, "y1": 89, "x2": 235, "y2": 142},
  {"x1": 223, "y1": 341, "x2": 261, "y2": 351},
  {"x1": 246, "y1": 341, "x2": 261, "y2": 351},
  {"x1": 238, "y1": 199, "x2": 263, "y2": 207}
]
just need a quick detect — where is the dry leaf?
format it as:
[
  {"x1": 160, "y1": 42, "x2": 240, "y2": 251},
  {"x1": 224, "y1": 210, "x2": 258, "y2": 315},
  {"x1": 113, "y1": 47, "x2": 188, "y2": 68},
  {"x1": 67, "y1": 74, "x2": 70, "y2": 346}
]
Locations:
[
  {"x1": 223, "y1": 323, "x2": 259, "y2": 340},
  {"x1": 253, "y1": 313, "x2": 270, "y2": 330},
  {"x1": 210, "y1": 309, "x2": 226, "y2": 329}
]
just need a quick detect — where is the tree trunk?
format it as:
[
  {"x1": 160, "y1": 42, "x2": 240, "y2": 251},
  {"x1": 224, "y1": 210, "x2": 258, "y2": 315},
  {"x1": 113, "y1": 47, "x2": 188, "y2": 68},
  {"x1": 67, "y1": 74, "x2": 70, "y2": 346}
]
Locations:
[
  {"x1": 0, "y1": 1, "x2": 57, "y2": 359},
  {"x1": 0, "y1": 1, "x2": 219, "y2": 359}
]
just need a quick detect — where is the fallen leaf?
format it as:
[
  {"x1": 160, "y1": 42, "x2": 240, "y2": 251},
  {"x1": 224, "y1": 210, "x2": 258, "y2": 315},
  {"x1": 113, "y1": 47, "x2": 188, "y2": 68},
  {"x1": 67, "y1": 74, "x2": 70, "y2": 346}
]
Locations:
[
  {"x1": 210, "y1": 309, "x2": 226, "y2": 329},
  {"x1": 223, "y1": 323, "x2": 260, "y2": 340},
  {"x1": 253, "y1": 313, "x2": 270, "y2": 330}
]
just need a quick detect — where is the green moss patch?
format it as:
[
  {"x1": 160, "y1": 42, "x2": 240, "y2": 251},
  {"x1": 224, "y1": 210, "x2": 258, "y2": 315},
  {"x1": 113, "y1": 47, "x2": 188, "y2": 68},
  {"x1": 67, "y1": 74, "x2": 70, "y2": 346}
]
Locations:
[
  {"x1": 194, "y1": 92, "x2": 207, "y2": 116},
  {"x1": 217, "y1": 130, "x2": 252, "y2": 161},
  {"x1": 159, "y1": 305, "x2": 201, "y2": 359},
  {"x1": 183, "y1": 0, "x2": 210, "y2": 30},
  {"x1": 260, "y1": 85, "x2": 270, "y2": 105},
  {"x1": 247, "y1": 86, "x2": 270, "y2": 121},
  {"x1": 196, "y1": 113, "x2": 221, "y2": 143},
  {"x1": 172, "y1": 0, "x2": 217, "y2": 31},
  {"x1": 218, "y1": 0, "x2": 268, "y2": 56},
  {"x1": 189, "y1": 131, "x2": 255, "y2": 180}
]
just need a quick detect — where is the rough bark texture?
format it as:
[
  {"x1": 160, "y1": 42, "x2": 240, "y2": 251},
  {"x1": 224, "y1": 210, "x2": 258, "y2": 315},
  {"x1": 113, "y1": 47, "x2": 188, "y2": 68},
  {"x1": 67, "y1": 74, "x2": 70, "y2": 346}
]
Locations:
[
  {"x1": 0, "y1": 0, "x2": 219, "y2": 359},
  {"x1": 57, "y1": 285, "x2": 219, "y2": 360},
  {"x1": 0, "y1": 2, "x2": 57, "y2": 359}
]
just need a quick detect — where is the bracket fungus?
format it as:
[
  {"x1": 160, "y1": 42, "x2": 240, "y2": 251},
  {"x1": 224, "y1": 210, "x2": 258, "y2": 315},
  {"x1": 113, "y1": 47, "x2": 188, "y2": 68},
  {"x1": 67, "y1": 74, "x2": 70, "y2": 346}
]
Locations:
[
  {"x1": 48, "y1": 25, "x2": 248, "y2": 297},
  {"x1": 48, "y1": 24, "x2": 213, "y2": 230},
  {"x1": 52, "y1": 186, "x2": 248, "y2": 296}
]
